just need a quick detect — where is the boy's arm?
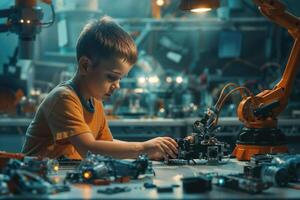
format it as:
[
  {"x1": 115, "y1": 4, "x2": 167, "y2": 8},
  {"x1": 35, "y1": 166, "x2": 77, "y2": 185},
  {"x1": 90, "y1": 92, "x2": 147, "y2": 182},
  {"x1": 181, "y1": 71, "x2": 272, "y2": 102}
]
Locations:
[
  {"x1": 69, "y1": 132, "x2": 178, "y2": 159},
  {"x1": 113, "y1": 139, "x2": 127, "y2": 143}
]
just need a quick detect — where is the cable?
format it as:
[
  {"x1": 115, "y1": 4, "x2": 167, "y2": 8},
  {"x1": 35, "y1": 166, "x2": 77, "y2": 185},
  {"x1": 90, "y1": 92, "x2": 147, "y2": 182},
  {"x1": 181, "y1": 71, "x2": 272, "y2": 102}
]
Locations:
[
  {"x1": 218, "y1": 86, "x2": 254, "y2": 112},
  {"x1": 212, "y1": 85, "x2": 255, "y2": 126},
  {"x1": 214, "y1": 83, "x2": 245, "y2": 110}
]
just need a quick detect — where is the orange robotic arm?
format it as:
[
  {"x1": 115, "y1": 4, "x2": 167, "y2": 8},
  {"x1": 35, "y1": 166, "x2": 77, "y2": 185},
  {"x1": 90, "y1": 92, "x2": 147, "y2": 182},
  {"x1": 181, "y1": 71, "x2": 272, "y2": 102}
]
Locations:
[
  {"x1": 234, "y1": 0, "x2": 300, "y2": 160},
  {"x1": 238, "y1": 0, "x2": 300, "y2": 129}
]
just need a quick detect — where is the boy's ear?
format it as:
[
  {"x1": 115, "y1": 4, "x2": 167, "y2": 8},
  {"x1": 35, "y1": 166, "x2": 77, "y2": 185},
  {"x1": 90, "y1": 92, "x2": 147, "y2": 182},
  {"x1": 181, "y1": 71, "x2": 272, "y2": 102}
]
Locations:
[{"x1": 78, "y1": 56, "x2": 93, "y2": 75}]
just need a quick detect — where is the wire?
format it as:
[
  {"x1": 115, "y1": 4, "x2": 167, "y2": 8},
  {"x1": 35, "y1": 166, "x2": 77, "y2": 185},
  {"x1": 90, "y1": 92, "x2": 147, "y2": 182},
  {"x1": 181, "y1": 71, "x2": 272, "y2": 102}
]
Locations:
[
  {"x1": 212, "y1": 84, "x2": 255, "y2": 126},
  {"x1": 41, "y1": 2, "x2": 55, "y2": 28},
  {"x1": 218, "y1": 86, "x2": 254, "y2": 112},
  {"x1": 214, "y1": 83, "x2": 245, "y2": 110}
]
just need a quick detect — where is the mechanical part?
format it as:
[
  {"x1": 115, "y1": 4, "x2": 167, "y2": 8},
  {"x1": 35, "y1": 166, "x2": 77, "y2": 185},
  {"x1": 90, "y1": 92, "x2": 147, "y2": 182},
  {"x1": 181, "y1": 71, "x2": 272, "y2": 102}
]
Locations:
[
  {"x1": 182, "y1": 176, "x2": 212, "y2": 193},
  {"x1": 97, "y1": 186, "x2": 131, "y2": 195},
  {"x1": 245, "y1": 153, "x2": 300, "y2": 185},
  {"x1": 244, "y1": 164, "x2": 289, "y2": 187},
  {"x1": 215, "y1": 174, "x2": 271, "y2": 194},
  {"x1": 5, "y1": 157, "x2": 59, "y2": 177},
  {"x1": 5, "y1": 169, "x2": 69, "y2": 195},
  {"x1": 65, "y1": 152, "x2": 154, "y2": 184},
  {"x1": 272, "y1": 155, "x2": 300, "y2": 182},
  {"x1": 0, "y1": 157, "x2": 69, "y2": 195},
  {"x1": 168, "y1": 108, "x2": 230, "y2": 165}
]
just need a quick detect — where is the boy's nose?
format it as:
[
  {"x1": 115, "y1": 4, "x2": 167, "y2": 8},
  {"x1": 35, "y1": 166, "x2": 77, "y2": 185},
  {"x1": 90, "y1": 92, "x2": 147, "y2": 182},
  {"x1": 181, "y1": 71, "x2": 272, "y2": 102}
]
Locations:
[{"x1": 111, "y1": 82, "x2": 120, "y2": 90}]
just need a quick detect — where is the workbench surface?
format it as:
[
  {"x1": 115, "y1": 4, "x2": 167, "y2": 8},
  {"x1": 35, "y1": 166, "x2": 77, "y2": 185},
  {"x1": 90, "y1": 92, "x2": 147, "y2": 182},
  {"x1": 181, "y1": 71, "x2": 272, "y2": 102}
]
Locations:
[{"x1": 2, "y1": 159, "x2": 299, "y2": 199}]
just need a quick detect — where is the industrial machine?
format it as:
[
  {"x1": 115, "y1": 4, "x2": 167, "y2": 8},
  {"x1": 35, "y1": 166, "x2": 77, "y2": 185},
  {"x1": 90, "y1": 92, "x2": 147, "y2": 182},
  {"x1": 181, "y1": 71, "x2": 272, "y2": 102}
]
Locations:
[
  {"x1": 0, "y1": 0, "x2": 54, "y2": 59},
  {"x1": 0, "y1": 0, "x2": 54, "y2": 115},
  {"x1": 180, "y1": 0, "x2": 300, "y2": 161}
]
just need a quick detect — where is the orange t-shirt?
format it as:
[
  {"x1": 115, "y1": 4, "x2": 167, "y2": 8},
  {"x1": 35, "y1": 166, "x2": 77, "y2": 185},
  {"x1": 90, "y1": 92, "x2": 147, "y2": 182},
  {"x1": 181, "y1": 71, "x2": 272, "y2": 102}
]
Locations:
[{"x1": 21, "y1": 82, "x2": 113, "y2": 160}]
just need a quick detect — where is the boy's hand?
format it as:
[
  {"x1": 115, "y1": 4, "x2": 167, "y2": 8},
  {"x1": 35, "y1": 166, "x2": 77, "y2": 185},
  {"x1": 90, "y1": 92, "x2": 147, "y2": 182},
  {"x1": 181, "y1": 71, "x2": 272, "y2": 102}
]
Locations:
[{"x1": 142, "y1": 137, "x2": 178, "y2": 161}]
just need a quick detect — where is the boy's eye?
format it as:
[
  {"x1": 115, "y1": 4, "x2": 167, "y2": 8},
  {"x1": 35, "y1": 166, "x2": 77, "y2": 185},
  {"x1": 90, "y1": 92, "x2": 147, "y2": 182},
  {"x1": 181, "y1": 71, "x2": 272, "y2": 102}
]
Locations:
[{"x1": 107, "y1": 74, "x2": 121, "y2": 82}]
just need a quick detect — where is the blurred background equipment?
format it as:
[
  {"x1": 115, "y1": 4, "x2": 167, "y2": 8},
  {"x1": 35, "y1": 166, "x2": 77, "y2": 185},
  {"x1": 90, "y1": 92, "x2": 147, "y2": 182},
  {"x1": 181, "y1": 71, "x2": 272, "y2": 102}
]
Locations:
[
  {"x1": 0, "y1": 0, "x2": 55, "y2": 60},
  {"x1": 0, "y1": 0, "x2": 55, "y2": 115}
]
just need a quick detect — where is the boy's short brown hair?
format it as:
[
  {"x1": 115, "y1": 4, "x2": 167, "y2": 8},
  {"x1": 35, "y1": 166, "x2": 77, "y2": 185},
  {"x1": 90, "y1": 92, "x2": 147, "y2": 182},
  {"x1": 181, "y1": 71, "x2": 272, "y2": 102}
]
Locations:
[{"x1": 76, "y1": 16, "x2": 137, "y2": 66}]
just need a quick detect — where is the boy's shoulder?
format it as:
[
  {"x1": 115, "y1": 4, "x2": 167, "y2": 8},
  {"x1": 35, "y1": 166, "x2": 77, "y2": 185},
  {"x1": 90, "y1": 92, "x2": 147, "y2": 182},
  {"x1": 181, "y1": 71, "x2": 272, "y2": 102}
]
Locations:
[
  {"x1": 40, "y1": 82, "x2": 80, "y2": 111},
  {"x1": 48, "y1": 82, "x2": 77, "y2": 101}
]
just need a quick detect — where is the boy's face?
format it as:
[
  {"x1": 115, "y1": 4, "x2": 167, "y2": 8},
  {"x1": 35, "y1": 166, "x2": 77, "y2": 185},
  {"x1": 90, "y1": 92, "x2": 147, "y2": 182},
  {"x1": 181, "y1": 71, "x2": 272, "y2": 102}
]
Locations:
[{"x1": 84, "y1": 58, "x2": 132, "y2": 101}]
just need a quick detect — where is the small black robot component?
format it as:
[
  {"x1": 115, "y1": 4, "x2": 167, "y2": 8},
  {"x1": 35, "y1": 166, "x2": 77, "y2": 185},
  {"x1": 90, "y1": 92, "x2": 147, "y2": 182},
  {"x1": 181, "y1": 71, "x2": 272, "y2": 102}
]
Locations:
[
  {"x1": 215, "y1": 174, "x2": 271, "y2": 194},
  {"x1": 168, "y1": 107, "x2": 230, "y2": 164}
]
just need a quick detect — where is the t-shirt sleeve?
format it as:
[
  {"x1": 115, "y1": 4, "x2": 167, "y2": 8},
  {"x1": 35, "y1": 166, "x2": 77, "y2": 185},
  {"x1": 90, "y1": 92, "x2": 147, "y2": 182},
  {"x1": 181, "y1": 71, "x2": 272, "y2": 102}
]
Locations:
[
  {"x1": 96, "y1": 102, "x2": 113, "y2": 141},
  {"x1": 47, "y1": 93, "x2": 91, "y2": 141}
]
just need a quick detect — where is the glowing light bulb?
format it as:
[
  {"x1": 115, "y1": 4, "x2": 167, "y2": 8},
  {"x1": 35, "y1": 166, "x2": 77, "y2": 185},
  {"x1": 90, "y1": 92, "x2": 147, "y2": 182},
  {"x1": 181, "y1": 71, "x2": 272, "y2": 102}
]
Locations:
[
  {"x1": 53, "y1": 165, "x2": 59, "y2": 172},
  {"x1": 176, "y1": 76, "x2": 183, "y2": 84},
  {"x1": 166, "y1": 76, "x2": 172, "y2": 83},
  {"x1": 138, "y1": 76, "x2": 146, "y2": 84},
  {"x1": 156, "y1": 0, "x2": 165, "y2": 6},
  {"x1": 148, "y1": 76, "x2": 160, "y2": 84},
  {"x1": 83, "y1": 171, "x2": 92, "y2": 179},
  {"x1": 191, "y1": 8, "x2": 212, "y2": 13}
]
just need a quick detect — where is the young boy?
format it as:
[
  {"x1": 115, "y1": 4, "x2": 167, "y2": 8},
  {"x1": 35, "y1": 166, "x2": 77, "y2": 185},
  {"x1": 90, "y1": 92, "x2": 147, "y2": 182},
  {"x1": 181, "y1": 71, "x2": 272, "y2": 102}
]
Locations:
[{"x1": 21, "y1": 16, "x2": 178, "y2": 160}]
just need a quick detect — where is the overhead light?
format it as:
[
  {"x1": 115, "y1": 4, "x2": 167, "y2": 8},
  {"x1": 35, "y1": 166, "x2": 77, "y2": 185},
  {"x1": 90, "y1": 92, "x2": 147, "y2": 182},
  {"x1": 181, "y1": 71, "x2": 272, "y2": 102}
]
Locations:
[
  {"x1": 179, "y1": 0, "x2": 220, "y2": 13},
  {"x1": 176, "y1": 76, "x2": 183, "y2": 84},
  {"x1": 190, "y1": 8, "x2": 212, "y2": 13},
  {"x1": 166, "y1": 76, "x2": 173, "y2": 83},
  {"x1": 148, "y1": 76, "x2": 160, "y2": 84},
  {"x1": 156, "y1": 0, "x2": 165, "y2": 7},
  {"x1": 138, "y1": 76, "x2": 146, "y2": 85}
]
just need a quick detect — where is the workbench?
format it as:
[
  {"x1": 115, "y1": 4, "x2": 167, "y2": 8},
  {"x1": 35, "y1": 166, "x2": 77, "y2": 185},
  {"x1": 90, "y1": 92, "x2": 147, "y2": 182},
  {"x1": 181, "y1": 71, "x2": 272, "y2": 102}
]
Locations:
[{"x1": 2, "y1": 159, "x2": 299, "y2": 199}]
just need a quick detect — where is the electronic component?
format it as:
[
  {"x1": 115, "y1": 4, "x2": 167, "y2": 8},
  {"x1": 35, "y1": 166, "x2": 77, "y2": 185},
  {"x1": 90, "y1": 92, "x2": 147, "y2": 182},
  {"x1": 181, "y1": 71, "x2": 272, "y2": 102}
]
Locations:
[
  {"x1": 97, "y1": 186, "x2": 131, "y2": 195},
  {"x1": 156, "y1": 186, "x2": 174, "y2": 193},
  {"x1": 168, "y1": 108, "x2": 230, "y2": 165},
  {"x1": 244, "y1": 163, "x2": 289, "y2": 187},
  {"x1": 0, "y1": 158, "x2": 68, "y2": 195},
  {"x1": 244, "y1": 154, "x2": 300, "y2": 186},
  {"x1": 182, "y1": 176, "x2": 212, "y2": 193},
  {"x1": 4, "y1": 169, "x2": 69, "y2": 195},
  {"x1": 143, "y1": 182, "x2": 157, "y2": 189},
  {"x1": 215, "y1": 174, "x2": 271, "y2": 194},
  {"x1": 65, "y1": 152, "x2": 154, "y2": 184},
  {"x1": 5, "y1": 157, "x2": 59, "y2": 177}
]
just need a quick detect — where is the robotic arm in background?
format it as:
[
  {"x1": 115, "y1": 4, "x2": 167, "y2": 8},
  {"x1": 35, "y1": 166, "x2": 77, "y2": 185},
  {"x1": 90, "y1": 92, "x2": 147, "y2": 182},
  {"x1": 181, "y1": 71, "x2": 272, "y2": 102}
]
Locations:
[
  {"x1": 233, "y1": 0, "x2": 300, "y2": 160},
  {"x1": 238, "y1": 0, "x2": 300, "y2": 129},
  {"x1": 0, "y1": 0, "x2": 54, "y2": 59},
  {"x1": 0, "y1": 0, "x2": 54, "y2": 114}
]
